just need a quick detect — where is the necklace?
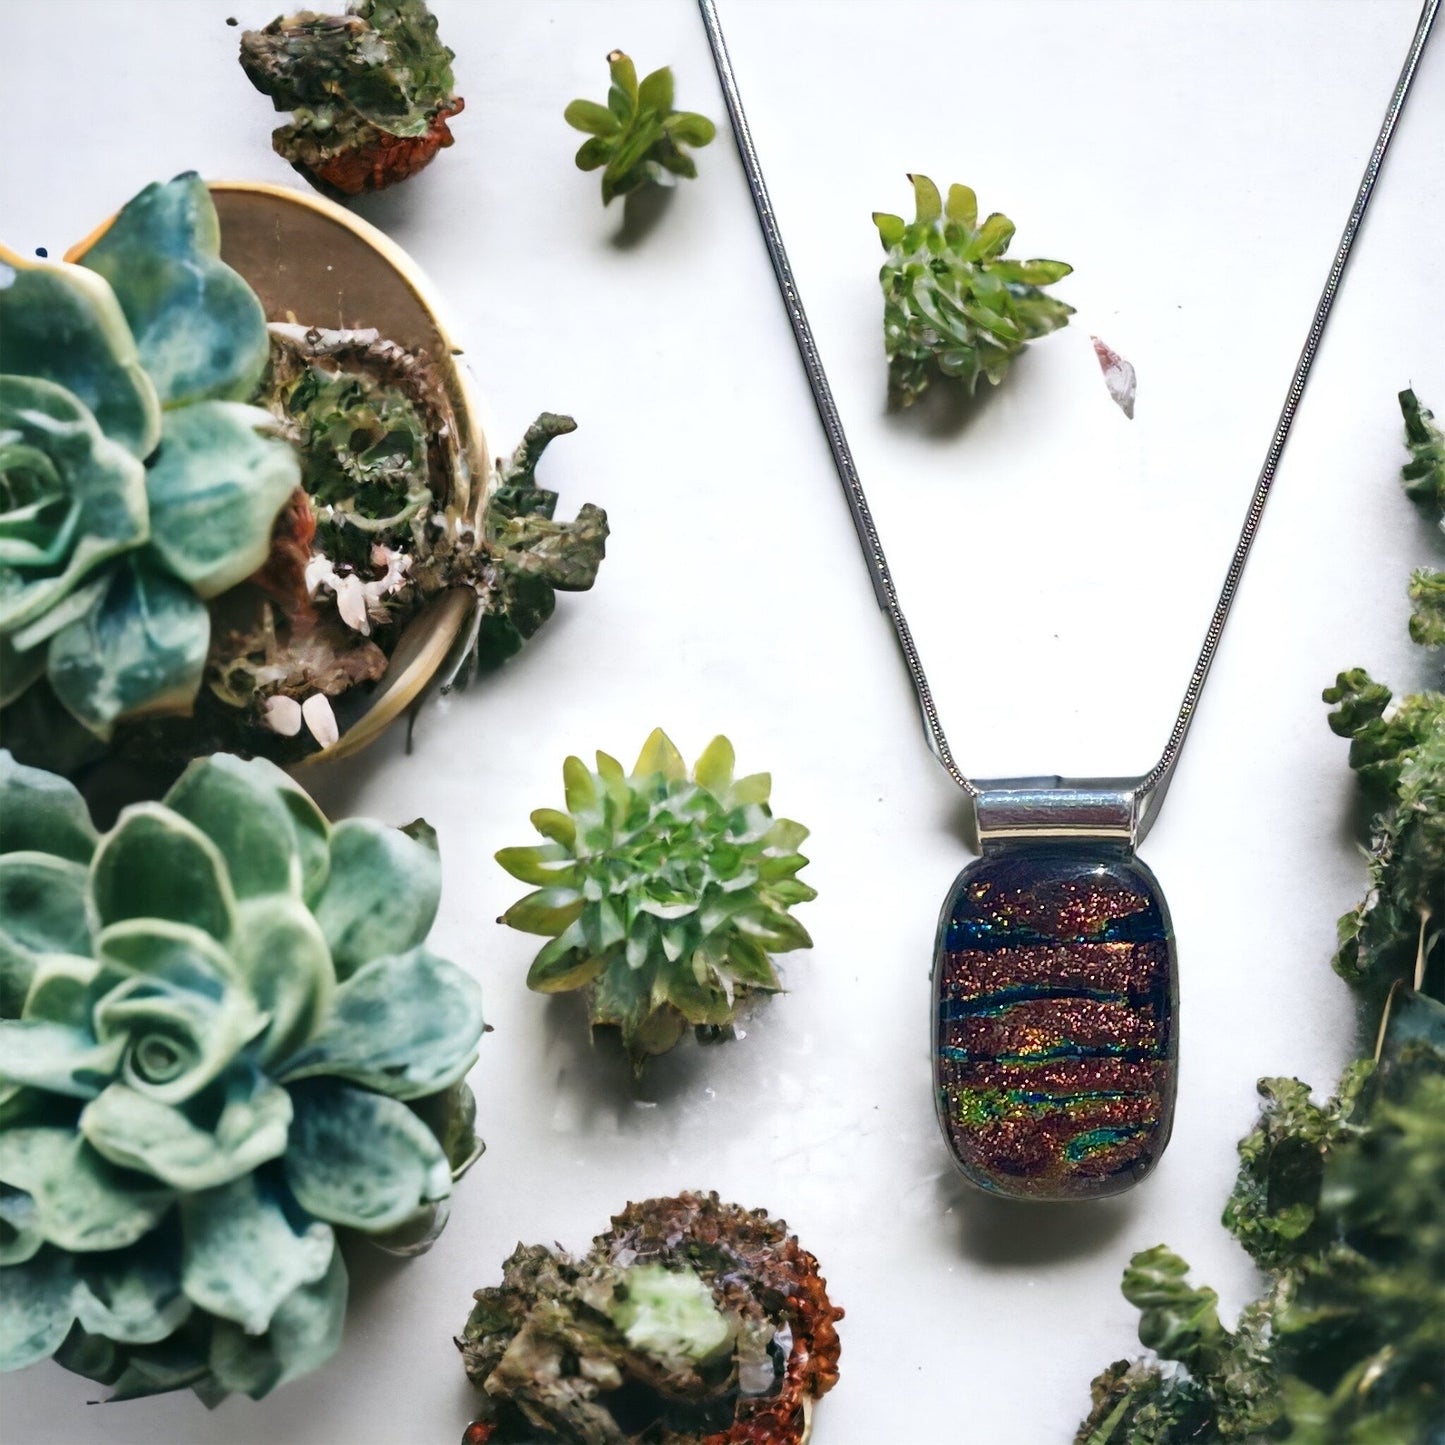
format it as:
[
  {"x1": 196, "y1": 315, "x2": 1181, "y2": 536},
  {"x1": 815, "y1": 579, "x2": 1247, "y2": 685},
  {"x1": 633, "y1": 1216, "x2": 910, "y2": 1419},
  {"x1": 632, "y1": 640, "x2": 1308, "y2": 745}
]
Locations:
[{"x1": 700, "y1": 0, "x2": 1439, "y2": 1201}]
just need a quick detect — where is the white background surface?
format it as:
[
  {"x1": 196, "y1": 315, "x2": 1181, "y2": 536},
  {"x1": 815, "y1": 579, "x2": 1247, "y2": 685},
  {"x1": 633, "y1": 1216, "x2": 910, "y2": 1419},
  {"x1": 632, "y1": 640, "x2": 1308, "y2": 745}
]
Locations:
[{"x1": 2, "y1": 1, "x2": 1442, "y2": 1442}]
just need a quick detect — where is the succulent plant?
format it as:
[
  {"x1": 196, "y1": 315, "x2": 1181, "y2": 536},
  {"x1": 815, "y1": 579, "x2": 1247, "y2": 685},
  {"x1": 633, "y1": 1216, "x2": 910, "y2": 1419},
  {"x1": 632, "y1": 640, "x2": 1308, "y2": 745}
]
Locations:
[
  {"x1": 565, "y1": 52, "x2": 716, "y2": 207},
  {"x1": 221, "y1": 335, "x2": 608, "y2": 749},
  {"x1": 457, "y1": 1190, "x2": 844, "y2": 1444},
  {"x1": 874, "y1": 174, "x2": 1073, "y2": 407},
  {"x1": 0, "y1": 173, "x2": 298, "y2": 739},
  {"x1": 0, "y1": 749, "x2": 484, "y2": 1402},
  {"x1": 240, "y1": 0, "x2": 463, "y2": 198},
  {"x1": 3, "y1": 178, "x2": 607, "y2": 774},
  {"x1": 1400, "y1": 389, "x2": 1444, "y2": 651},
  {"x1": 496, "y1": 731, "x2": 816, "y2": 1070}
]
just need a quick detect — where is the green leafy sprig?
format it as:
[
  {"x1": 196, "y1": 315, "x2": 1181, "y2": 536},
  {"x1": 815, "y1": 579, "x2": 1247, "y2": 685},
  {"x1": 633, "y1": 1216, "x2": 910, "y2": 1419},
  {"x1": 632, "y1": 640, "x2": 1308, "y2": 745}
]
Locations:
[{"x1": 564, "y1": 51, "x2": 716, "y2": 206}]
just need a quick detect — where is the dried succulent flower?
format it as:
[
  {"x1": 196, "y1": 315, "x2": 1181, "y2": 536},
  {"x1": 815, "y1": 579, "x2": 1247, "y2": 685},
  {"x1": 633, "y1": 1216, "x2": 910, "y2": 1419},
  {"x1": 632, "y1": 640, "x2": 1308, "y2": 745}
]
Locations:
[
  {"x1": 1074, "y1": 395, "x2": 1445, "y2": 1444},
  {"x1": 0, "y1": 174, "x2": 298, "y2": 738},
  {"x1": 496, "y1": 731, "x2": 815, "y2": 1070},
  {"x1": 0, "y1": 750, "x2": 484, "y2": 1401},
  {"x1": 874, "y1": 175, "x2": 1073, "y2": 407},
  {"x1": 565, "y1": 52, "x2": 716, "y2": 206},
  {"x1": 240, "y1": 0, "x2": 463, "y2": 198},
  {"x1": 457, "y1": 1191, "x2": 843, "y2": 1444}
]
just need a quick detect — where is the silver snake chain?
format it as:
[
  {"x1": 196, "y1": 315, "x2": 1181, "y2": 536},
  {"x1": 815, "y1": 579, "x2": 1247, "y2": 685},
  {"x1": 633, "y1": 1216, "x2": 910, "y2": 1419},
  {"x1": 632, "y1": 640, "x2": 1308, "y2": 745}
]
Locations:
[{"x1": 700, "y1": 0, "x2": 1439, "y2": 826}]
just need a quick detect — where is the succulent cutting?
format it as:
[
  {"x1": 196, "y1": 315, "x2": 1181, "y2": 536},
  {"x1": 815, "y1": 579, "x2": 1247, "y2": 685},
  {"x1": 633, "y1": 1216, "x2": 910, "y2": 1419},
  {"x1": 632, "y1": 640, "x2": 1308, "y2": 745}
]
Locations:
[
  {"x1": 565, "y1": 51, "x2": 716, "y2": 207},
  {"x1": 496, "y1": 731, "x2": 816, "y2": 1071},
  {"x1": 1074, "y1": 393, "x2": 1445, "y2": 1445},
  {"x1": 874, "y1": 174, "x2": 1073, "y2": 407},
  {"x1": 0, "y1": 749, "x2": 485, "y2": 1402},
  {"x1": 240, "y1": 0, "x2": 464, "y2": 198},
  {"x1": 1, "y1": 174, "x2": 606, "y2": 772},
  {"x1": 457, "y1": 1190, "x2": 843, "y2": 1444}
]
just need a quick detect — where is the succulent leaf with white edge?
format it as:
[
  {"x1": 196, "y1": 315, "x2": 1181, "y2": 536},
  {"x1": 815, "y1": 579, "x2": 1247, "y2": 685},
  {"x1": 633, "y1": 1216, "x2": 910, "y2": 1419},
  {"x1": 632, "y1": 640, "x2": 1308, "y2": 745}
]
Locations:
[
  {"x1": 0, "y1": 749, "x2": 484, "y2": 1401},
  {"x1": 497, "y1": 730, "x2": 816, "y2": 1070}
]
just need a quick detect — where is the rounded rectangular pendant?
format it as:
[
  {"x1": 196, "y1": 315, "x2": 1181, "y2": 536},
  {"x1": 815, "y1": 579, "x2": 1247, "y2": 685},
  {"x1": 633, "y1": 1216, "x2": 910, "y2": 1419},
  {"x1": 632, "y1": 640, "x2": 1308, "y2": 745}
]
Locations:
[{"x1": 932, "y1": 846, "x2": 1177, "y2": 1200}]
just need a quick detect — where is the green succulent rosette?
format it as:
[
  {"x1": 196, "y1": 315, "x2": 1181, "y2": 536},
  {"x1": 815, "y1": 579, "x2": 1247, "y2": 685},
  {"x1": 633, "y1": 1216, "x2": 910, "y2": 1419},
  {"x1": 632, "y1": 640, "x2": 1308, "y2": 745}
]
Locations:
[
  {"x1": 874, "y1": 174, "x2": 1073, "y2": 407},
  {"x1": 497, "y1": 729, "x2": 816, "y2": 1070},
  {"x1": 0, "y1": 749, "x2": 484, "y2": 1402},
  {"x1": 564, "y1": 51, "x2": 716, "y2": 207},
  {"x1": 0, "y1": 173, "x2": 298, "y2": 739}
]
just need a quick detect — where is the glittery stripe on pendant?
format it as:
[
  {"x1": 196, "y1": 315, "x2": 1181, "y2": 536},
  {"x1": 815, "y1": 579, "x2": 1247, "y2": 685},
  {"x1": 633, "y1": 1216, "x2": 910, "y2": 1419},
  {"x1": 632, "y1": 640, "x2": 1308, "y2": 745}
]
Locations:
[{"x1": 932, "y1": 785, "x2": 1178, "y2": 1200}]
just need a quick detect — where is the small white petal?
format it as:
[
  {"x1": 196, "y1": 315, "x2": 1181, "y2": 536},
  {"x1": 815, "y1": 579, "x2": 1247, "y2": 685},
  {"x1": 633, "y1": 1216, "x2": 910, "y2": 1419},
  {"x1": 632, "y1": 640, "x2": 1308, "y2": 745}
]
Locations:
[
  {"x1": 262, "y1": 695, "x2": 303, "y2": 737},
  {"x1": 1091, "y1": 336, "x2": 1137, "y2": 420},
  {"x1": 301, "y1": 694, "x2": 340, "y2": 749},
  {"x1": 333, "y1": 574, "x2": 370, "y2": 635},
  {"x1": 304, "y1": 553, "x2": 335, "y2": 592}
]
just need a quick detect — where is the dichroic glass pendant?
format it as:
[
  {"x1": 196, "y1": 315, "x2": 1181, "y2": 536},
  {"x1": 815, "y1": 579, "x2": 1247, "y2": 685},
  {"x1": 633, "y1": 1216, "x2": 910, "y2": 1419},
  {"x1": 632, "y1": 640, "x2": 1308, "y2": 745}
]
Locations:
[{"x1": 932, "y1": 847, "x2": 1177, "y2": 1200}]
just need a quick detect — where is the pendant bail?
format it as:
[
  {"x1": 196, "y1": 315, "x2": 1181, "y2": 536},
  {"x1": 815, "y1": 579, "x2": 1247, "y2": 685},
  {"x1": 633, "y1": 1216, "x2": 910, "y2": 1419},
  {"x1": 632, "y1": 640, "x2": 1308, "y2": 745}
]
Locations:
[{"x1": 972, "y1": 777, "x2": 1143, "y2": 852}]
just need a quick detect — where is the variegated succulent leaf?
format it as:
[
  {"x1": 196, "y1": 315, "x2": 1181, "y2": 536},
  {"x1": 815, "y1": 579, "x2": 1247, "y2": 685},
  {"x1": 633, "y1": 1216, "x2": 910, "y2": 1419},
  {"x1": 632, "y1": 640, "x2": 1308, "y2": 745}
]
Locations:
[
  {"x1": 0, "y1": 750, "x2": 483, "y2": 1400},
  {"x1": 240, "y1": 0, "x2": 463, "y2": 198},
  {"x1": 874, "y1": 174, "x2": 1073, "y2": 407},
  {"x1": 565, "y1": 51, "x2": 716, "y2": 207},
  {"x1": 0, "y1": 176, "x2": 299, "y2": 738},
  {"x1": 497, "y1": 730, "x2": 815, "y2": 1070}
]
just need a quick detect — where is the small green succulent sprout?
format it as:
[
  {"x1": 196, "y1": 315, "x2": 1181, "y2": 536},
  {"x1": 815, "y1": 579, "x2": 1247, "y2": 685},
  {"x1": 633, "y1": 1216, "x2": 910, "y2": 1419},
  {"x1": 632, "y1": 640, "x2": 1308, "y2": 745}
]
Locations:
[
  {"x1": 496, "y1": 730, "x2": 816, "y2": 1070},
  {"x1": 0, "y1": 174, "x2": 299, "y2": 738},
  {"x1": 564, "y1": 51, "x2": 716, "y2": 206},
  {"x1": 0, "y1": 749, "x2": 484, "y2": 1402},
  {"x1": 874, "y1": 174, "x2": 1073, "y2": 407}
]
